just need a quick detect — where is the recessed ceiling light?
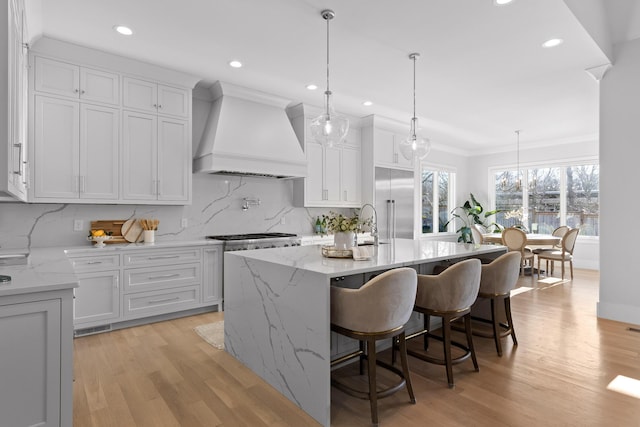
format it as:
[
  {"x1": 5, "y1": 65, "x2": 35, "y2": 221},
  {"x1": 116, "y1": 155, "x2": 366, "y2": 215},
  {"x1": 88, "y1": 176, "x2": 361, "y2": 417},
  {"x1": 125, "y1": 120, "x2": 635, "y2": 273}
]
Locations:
[
  {"x1": 113, "y1": 25, "x2": 133, "y2": 36},
  {"x1": 362, "y1": 101, "x2": 373, "y2": 106},
  {"x1": 229, "y1": 60, "x2": 243, "y2": 68},
  {"x1": 542, "y1": 38, "x2": 564, "y2": 48},
  {"x1": 306, "y1": 84, "x2": 318, "y2": 90},
  {"x1": 494, "y1": 0, "x2": 514, "y2": 5}
]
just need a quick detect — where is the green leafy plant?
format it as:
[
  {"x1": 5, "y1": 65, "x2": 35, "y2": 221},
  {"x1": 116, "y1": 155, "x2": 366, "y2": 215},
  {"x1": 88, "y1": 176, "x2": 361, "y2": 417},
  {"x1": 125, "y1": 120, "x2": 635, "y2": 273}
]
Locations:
[
  {"x1": 321, "y1": 210, "x2": 372, "y2": 234},
  {"x1": 444, "y1": 193, "x2": 501, "y2": 243}
]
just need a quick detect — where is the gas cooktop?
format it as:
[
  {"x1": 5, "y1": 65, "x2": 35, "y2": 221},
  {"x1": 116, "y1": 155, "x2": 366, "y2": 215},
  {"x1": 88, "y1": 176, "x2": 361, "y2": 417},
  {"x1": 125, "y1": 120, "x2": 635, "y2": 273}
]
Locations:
[{"x1": 206, "y1": 233, "x2": 297, "y2": 241}]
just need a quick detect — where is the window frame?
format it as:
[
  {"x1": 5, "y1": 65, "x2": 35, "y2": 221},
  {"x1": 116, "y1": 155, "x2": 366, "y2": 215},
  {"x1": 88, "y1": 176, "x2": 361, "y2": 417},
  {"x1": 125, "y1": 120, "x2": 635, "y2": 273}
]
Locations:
[
  {"x1": 420, "y1": 162, "x2": 457, "y2": 237},
  {"x1": 488, "y1": 156, "x2": 599, "y2": 240}
]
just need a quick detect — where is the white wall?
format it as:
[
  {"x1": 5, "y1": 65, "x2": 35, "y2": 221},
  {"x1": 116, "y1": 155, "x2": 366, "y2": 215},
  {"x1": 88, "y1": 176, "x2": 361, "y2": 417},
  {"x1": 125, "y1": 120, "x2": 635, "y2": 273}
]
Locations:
[
  {"x1": 466, "y1": 140, "x2": 600, "y2": 270},
  {"x1": 598, "y1": 37, "x2": 640, "y2": 325}
]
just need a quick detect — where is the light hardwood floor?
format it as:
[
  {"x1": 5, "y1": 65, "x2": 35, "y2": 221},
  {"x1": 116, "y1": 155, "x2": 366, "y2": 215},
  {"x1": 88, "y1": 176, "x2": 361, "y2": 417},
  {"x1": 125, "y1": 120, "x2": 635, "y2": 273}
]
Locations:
[{"x1": 73, "y1": 269, "x2": 640, "y2": 426}]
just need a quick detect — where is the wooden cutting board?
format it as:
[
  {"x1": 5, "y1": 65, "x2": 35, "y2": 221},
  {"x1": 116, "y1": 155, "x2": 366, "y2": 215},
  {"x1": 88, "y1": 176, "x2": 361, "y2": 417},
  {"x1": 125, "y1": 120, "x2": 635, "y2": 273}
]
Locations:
[
  {"x1": 90, "y1": 220, "x2": 128, "y2": 244},
  {"x1": 121, "y1": 219, "x2": 144, "y2": 243}
]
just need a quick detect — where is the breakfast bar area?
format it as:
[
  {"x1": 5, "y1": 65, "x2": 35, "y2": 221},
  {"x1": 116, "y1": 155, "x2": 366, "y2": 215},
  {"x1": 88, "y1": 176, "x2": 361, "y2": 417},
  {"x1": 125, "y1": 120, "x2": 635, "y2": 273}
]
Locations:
[{"x1": 223, "y1": 239, "x2": 506, "y2": 426}]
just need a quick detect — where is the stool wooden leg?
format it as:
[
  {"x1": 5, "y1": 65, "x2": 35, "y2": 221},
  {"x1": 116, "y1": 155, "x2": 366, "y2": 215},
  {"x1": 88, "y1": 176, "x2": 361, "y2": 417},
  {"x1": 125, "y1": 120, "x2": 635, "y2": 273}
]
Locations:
[
  {"x1": 442, "y1": 316, "x2": 454, "y2": 388},
  {"x1": 490, "y1": 298, "x2": 502, "y2": 356},
  {"x1": 504, "y1": 297, "x2": 517, "y2": 346},
  {"x1": 464, "y1": 313, "x2": 479, "y2": 372},
  {"x1": 367, "y1": 337, "x2": 378, "y2": 425},
  {"x1": 398, "y1": 331, "x2": 416, "y2": 404}
]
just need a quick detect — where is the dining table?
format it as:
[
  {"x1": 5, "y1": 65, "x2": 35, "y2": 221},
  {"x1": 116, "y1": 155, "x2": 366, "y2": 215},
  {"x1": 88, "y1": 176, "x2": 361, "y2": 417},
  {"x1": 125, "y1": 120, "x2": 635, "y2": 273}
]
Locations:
[{"x1": 482, "y1": 233, "x2": 561, "y2": 246}]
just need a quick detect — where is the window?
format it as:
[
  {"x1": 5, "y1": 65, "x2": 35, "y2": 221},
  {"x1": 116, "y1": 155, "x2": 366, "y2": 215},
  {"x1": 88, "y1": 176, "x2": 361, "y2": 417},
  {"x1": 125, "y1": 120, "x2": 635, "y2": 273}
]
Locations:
[
  {"x1": 491, "y1": 162, "x2": 599, "y2": 236},
  {"x1": 422, "y1": 166, "x2": 455, "y2": 234}
]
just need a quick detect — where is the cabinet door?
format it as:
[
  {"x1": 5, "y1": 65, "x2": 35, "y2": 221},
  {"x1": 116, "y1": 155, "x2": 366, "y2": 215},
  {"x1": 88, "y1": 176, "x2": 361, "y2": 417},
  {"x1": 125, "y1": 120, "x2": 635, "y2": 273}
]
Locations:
[
  {"x1": 122, "y1": 110, "x2": 157, "y2": 200},
  {"x1": 203, "y1": 247, "x2": 222, "y2": 305},
  {"x1": 341, "y1": 146, "x2": 361, "y2": 205},
  {"x1": 157, "y1": 85, "x2": 189, "y2": 117},
  {"x1": 80, "y1": 67, "x2": 120, "y2": 105},
  {"x1": 34, "y1": 56, "x2": 80, "y2": 98},
  {"x1": 393, "y1": 134, "x2": 414, "y2": 169},
  {"x1": 74, "y1": 271, "x2": 120, "y2": 326},
  {"x1": 123, "y1": 77, "x2": 158, "y2": 113},
  {"x1": 0, "y1": 298, "x2": 61, "y2": 427},
  {"x1": 373, "y1": 128, "x2": 394, "y2": 165},
  {"x1": 34, "y1": 96, "x2": 80, "y2": 199},
  {"x1": 80, "y1": 104, "x2": 119, "y2": 199},
  {"x1": 157, "y1": 117, "x2": 189, "y2": 201},
  {"x1": 305, "y1": 142, "x2": 324, "y2": 205},
  {"x1": 324, "y1": 146, "x2": 341, "y2": 203}
]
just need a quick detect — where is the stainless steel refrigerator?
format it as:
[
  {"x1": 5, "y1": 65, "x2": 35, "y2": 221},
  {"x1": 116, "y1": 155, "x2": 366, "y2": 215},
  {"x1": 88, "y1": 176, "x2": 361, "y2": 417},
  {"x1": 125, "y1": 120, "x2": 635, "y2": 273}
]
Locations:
[{"x1": 375, "y1": 167, "x2": 415, "y2": 241}]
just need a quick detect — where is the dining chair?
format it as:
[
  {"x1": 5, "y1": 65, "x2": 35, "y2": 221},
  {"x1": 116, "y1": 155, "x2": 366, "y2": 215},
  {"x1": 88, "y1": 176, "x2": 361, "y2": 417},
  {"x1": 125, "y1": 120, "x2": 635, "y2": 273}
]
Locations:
[
  {"x1": 532, "y1": 225, "x2": 569, "y2": 256},
  {"x1": 406, "y1": 258, "x2": 482, "y2": 388},
  {"x1": 330, "y1": 267, "x2": 417, "y2": 425},
  {"x1": 471, "y1": 252, "x2": 522, "y2": 356},
  {"x1": 537, "y1": 227, "x2": 579, "y2": 280},
  {"x1": 501, "y1": 227, "x2": 534, "y2": 276}
]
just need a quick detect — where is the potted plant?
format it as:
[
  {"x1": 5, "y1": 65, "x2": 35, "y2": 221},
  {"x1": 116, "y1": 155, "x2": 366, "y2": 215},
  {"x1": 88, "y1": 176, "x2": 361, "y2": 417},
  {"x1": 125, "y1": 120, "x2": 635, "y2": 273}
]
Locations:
[
  {"x1": 321, "y1": 210, "x2": 372, "y2": 249},
  {"x1": 445, "y1": 193, "x2": 502, "y2": 243}
]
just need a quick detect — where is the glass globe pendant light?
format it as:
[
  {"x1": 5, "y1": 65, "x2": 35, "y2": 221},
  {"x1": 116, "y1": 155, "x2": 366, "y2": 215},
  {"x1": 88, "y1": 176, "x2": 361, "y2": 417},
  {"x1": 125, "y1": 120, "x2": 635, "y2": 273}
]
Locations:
[
  {"x1": 310, "y1": 9, "x2": 349, "y2": 147},
  {"x1": 399, "y1": 53, "x2": 431, "y2": 161}
]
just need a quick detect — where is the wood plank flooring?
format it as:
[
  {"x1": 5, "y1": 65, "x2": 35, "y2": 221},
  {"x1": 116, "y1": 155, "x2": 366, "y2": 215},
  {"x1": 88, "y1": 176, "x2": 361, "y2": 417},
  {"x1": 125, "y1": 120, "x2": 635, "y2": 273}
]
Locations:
[{"x1": 73, "y1": 269, "x2": 640, "y2": 426}]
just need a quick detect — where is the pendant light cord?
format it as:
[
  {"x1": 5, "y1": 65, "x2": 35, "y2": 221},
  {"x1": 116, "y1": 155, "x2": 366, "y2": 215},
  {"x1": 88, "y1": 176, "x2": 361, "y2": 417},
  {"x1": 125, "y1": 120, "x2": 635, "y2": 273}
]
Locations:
[
  {"x1": 412, "y1": 54, "x2": 416, "y2": 120},
  {"x1": 325, "y1": 14, "x2": 330, "y2": 95}
]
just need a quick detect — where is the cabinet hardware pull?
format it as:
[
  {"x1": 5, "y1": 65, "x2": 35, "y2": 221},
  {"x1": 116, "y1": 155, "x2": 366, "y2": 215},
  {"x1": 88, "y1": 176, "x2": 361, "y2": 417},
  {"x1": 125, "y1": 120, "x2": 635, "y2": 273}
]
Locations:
[
  {"x1": 87, "y1": 261, "x2": 102, "y2": 265},
  {"x1": 114, "y1": 276, "x2": 119, "y2": 289},
  {"x1": 81, "y1": 90, "x2": 85, "y2": 94},
  {"x1": 80, "y1": 176, "x2": 86, "y2": 193},
  {"x1": 148, "y1": 273, "x2": 181, "y2": 280},
  {"x1": 148, "y1": 296, "x2": 180, "y2": 304},
  {"x1": 158, "y1": 104, "x2": 163, "y2": 109},
  {"x1": 74, "y1": 88, "x2": 79, "y2": 93},
  {"x1": 153, "y1": 104, "x2": 157, "y2": 108},
  {"x1": 12, "y1": 143, "x2": 22, "y2": 176},
  {"x1": 147, "y1": 255, "x2": 180, "y2": 260}
]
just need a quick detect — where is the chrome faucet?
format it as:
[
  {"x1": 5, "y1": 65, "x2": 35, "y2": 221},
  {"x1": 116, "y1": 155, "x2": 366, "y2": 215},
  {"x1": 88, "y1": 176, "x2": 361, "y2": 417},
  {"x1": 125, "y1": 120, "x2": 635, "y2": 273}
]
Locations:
[
  {"x1": 360, "y1": 203, "x2": 379, "y2": 246},
  {"x1": 242, "y1": 197, "x2": 261, "y2": 211}
]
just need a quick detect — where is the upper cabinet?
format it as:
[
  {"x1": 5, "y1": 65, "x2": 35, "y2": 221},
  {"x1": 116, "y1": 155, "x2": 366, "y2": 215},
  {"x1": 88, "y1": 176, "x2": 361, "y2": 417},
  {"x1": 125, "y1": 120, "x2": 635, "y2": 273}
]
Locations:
[
  {"x1": 123, "y1": 77, "x2": 189, "y2": 118},
  {"x1": 289, "y1": 104, "x2": 362, "y2": 208},
  {"x1": 1, "y1": 0, "x2": 28, "y2": 201},
  {"x1": 35, "y1": 57, "x2": 120, "y2": 105},
  {"x1": 372, "y1": 128, "x2": 414, "y2": 169},
  {"x1": 28, "y1": 38, "x2": 198, "y2": 205}
]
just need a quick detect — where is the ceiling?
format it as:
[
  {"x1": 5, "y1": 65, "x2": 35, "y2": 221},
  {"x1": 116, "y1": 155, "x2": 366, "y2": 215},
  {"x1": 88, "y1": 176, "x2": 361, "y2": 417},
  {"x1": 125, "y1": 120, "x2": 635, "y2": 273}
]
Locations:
[{"x1": 25, "y1": 0, "x2": 640, "y2": 154}]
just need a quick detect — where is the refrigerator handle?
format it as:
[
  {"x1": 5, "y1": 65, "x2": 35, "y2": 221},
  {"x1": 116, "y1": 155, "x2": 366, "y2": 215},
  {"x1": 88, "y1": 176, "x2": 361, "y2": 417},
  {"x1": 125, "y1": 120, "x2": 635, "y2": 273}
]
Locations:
[
  {"x1": 391, "y1": 200, "x2": 396, "y2": 239},
  {"x1": 386, "y1": 200, "x2": 392, "y2": 241}
]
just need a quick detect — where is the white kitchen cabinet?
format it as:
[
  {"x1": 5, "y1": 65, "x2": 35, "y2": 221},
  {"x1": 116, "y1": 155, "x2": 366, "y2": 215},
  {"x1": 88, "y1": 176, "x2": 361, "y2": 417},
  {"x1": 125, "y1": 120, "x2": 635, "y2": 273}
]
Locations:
[
  {"x1": 123, "y1": 77, "x2": 189, "y2": 118},
  {"x1": 203, "y1": 246, "x2": 223, "y2": 305},
  {"x1": 290, "y1": 109, "x2": 362, "y2": 208},
  {"x1": 373, "y1": 128, "x2": 414, "y2": 169},
  {"x1": 122, "y1": 111, "x2": 190, "y2": 202},
  {"x1": 0, "y1": 290, "x2": 74, "y2": 427},
  {"x1": 34, "y1": 56, "x2": 120, "y2": 105},
  {"x1": 1, "y1": 0, "x2": 28, "y2": 201},
  {"x1": 73, "y1": 270, "x2": 120, "y2": 326},
  {"x1": 33, "y1": 95, "x2": 119, "y2": 200}
]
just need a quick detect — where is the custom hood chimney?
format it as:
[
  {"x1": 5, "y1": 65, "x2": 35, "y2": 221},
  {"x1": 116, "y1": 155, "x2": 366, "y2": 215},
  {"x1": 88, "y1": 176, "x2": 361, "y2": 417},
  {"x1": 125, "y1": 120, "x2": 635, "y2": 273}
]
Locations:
[{"x1": 193, "y1": 81, "x2": 307, "y2": 179}]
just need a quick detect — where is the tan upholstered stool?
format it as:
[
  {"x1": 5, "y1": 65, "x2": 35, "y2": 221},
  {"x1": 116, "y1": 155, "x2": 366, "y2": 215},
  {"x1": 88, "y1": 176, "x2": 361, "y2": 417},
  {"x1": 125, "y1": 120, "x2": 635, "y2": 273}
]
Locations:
[
  {"x1": 407, "y1": 258, "x2": 481, "y2": 388},
  {"x1": 471, "y1": 251, "x2": 522, "y2": 356},
  {"x1": 331, "y1": 267, "x2": 417, "y2": 426}
]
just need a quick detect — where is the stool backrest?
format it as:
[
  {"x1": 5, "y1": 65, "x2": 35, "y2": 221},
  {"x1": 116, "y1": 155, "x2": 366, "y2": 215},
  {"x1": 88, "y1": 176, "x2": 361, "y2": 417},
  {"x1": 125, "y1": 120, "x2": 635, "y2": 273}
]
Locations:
[
  {"x1": 415, "y1": 258, "x2": 481, "y2": 312},
  {"x1": 479, "y1": 252, "x2": 522, "y2": 296},
  {"x1": 330, "y1": 267, "x2": 417, "y2": 333}
]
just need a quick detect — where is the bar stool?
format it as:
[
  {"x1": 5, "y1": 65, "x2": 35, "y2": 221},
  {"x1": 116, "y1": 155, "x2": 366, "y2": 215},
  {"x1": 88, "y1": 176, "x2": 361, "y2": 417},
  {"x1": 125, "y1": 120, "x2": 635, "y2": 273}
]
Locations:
[
  {"x1": 407, "y1": 258, "x2": 482, "y2": 388},
  {"x1": 330, "y1": 267, "x2": 417, "y2": 426},
  {"x1": 471, "y1": 252, "x2": 522, "y2": 356}
]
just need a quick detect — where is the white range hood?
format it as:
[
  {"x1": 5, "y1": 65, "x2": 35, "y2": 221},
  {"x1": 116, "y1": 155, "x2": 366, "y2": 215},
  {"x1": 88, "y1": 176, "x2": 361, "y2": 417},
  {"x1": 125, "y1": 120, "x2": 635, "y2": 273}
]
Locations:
[{"x1": 193, "y1": 81, "x2": 307, "y2": 179}]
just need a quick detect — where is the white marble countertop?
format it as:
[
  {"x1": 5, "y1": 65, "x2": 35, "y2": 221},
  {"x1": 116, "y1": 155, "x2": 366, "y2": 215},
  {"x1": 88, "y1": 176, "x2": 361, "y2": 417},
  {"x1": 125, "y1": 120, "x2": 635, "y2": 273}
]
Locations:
[
  {"x1": 0, "y1": 239, "x2": 224, "y2": 297},
  {"x1": 64, "y1": 238, "x2": 223, "y2": 256},
  {"x1": 0, "y1": 247, "x2": 78, "y2": 297},
  {"x1": 226, "y1": 238, "x2": 506, "y2": 277}
]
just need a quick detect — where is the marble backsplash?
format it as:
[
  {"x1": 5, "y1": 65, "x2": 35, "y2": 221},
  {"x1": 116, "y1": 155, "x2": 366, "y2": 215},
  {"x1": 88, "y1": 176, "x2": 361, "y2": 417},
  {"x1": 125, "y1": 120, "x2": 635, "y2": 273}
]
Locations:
[{"x1": 0, "y1": 173, "x2": 349, "y2": 249}]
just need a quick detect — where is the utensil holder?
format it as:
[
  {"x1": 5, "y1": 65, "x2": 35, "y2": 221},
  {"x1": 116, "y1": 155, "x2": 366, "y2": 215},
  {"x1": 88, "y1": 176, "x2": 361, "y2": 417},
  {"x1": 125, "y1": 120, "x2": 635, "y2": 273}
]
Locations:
[{"x1": 143, "y1": 230, "x2": 155, "y2": 243}]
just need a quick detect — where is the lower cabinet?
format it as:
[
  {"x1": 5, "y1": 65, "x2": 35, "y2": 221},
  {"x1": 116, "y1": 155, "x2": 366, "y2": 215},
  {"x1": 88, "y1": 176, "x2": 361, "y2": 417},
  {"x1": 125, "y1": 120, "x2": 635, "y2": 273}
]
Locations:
[
  {"x1": 68, "y1": 243, "x2": 222, "y2": 333},
  {"x1": 0, "y1": 289, "x2": 73, "y2": 427}
]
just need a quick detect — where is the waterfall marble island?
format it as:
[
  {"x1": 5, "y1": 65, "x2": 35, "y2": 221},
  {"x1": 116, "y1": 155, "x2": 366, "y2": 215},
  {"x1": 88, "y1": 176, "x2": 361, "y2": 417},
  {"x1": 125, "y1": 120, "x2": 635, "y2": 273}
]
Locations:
[{"x1": 223, "y1": 238, "x2": 506, "y2": 426}]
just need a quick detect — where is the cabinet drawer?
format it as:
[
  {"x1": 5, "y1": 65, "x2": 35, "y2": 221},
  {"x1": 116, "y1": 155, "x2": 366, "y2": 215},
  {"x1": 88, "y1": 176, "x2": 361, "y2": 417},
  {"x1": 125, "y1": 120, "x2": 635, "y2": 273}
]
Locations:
[
  {"x1": 123, "y1": 285, "x2": 200, "y2": 319},
  {"x1": 123, "y1": 263, "x2": 201, "y2": 292},
  {"x1": 68, "y1": 254, "x2": 120, "y2": 272},
  {"x1": 123, "y1": 248, "x2": 201, "y2": 267}
]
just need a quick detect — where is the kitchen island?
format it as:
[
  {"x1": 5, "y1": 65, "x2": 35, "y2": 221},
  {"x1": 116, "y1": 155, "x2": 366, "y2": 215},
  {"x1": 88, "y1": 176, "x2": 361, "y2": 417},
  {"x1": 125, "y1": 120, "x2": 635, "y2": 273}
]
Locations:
[{"x1": 224, "y1": 239, "x2": 506, "y2": 426}]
